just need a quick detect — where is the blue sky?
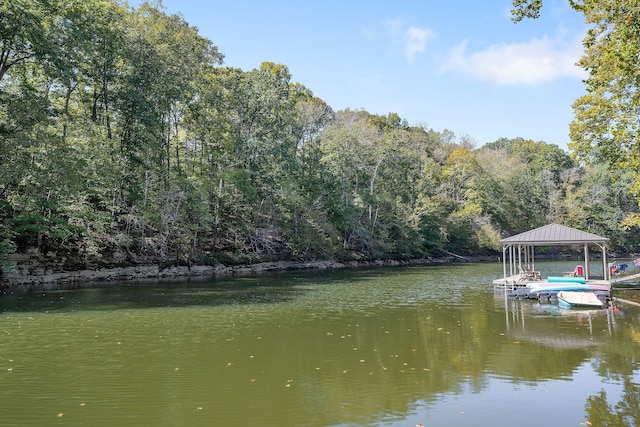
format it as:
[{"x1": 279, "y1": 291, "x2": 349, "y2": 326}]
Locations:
[{"x1": 151, "y1": 0, "x2": 588, "y2": 150}]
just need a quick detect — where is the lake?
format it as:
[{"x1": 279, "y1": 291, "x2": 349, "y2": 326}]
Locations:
[{"x1": 1, "y1": 261, "x2": 639, "y2": 426}]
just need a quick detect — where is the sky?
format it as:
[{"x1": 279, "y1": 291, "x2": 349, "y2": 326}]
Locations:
[{"x1": 150, "y1": 0, "x2": 589, "y2": 151}]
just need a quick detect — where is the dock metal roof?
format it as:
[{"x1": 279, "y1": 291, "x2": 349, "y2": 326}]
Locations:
[{"x1": 500, "y1": 223, "x2": 609, "y2": 246}]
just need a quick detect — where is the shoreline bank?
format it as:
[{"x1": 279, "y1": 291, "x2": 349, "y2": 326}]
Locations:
[
  {"x1": 2, "y1": 256, "x2": 486, "y2": 291},
  {"x1": 3, "y1": 249, "x2": 622, "y2": 292}
]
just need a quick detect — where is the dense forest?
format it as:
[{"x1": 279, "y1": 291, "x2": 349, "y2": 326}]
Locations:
[{"x1": 2, "y1": 1, "x2": 640, "y2": 277}]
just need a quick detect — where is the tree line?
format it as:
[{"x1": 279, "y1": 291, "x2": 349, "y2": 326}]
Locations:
[{"x1": 1, "y1": 0, "x2": 639, "y2": 272}]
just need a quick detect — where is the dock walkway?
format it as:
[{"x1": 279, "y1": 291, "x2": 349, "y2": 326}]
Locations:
[{"x1": 613, "y1": 271, "x2": 640, "y2": 284}]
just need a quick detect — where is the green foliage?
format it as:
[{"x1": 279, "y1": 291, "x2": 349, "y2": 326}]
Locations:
[
  {"x1": 513, "y1": 1, "x2": 640, "y2": 249},
  {"x1": 511, "y1": 0, "x2": 542, "y2": 22},
  {"x1": 567, "y1": 0, "x2": 640, "y2": 227},
  {"x1": 1, "y1": 0, "x2": 640, "y2": 278},
  {"x1": 12, "y1": 213, "x2": 83, "y2": 249},
  {"x1": 0, "y1": 199, "x2": 15, "y2": 268},
  {"x1": 418, "y1": 213, "x2": 443, "y2": 254}
]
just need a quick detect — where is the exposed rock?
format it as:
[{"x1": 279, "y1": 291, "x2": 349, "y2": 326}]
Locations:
[{"x1": 0, "y1": 248, "x2": 467, "y2": 290}]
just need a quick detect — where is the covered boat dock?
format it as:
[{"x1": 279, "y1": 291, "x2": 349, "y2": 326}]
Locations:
[{"x1": 493, "y1": 223, "x2": 611, "y2": 289}]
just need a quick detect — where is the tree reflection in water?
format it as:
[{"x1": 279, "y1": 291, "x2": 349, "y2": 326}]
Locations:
[{"x1": 585, "y1": 376, "x2": 640, "y2": 426}]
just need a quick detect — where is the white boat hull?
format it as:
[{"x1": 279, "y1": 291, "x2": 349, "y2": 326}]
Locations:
[{"x1": 557, "y1": 291, "x2": 604, "y2": 308}]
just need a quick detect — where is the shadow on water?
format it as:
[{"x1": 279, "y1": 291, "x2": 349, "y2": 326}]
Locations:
[{"x1": 0, "y1": 267, "x2": 396, "y2": 313}]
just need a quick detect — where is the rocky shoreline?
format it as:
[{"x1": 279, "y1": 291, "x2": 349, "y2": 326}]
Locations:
[
  {"x1": 4, "y1": 246, "x2": 606, "y2": 292},
  {"x1": 0, "y1": 251, "x2": 484, "y2": 291}
]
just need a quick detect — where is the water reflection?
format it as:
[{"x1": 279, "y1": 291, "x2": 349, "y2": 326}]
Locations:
[
  {"x1": 0, "y1": 263, "x2": 638, "y2": 426},
  {"x1": 585, "y1": 376, "x2": 640, "y2": 426}
]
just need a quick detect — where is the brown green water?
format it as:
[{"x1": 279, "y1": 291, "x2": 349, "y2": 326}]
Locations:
[{"x1": 1, "y1": 262, "x2": 639, "y2": 426}]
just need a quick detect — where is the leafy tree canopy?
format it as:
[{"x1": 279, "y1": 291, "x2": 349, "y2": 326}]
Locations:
[{"x1": 513, "y1": 0, "x2": 640, "y2": 229}]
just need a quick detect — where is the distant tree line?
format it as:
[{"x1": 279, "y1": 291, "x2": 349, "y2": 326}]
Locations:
[{"x1": 1, "y1": 1, "x2": 639, "y2": 272}]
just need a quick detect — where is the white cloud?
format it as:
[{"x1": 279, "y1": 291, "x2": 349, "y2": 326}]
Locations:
[
  {"x1": 385, "y1": 17, "x2": 434, "y2": 63},
  {"x1": 442, "y1": 34, "x2": 586, "y2": 85},
  {"x1": 405, "y1": 26, "x2": 434, "y2": 63}
]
